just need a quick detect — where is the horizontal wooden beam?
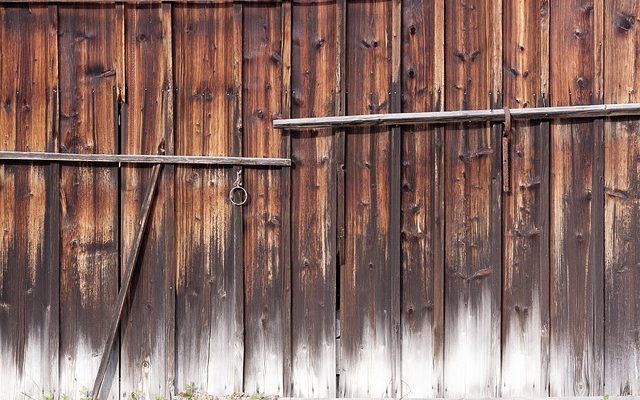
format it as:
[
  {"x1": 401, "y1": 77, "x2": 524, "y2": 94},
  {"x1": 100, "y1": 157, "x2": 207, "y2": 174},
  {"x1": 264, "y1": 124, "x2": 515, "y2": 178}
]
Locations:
[
  {"x1": 0, "y1": 0, "x2": 282, "y2": 3},
  {"x1": 0, "y1": 151, "x2": 291, "y2": 167},
  {"x1": 273, "y1": 102, "x2": 640, "y2": 129}
]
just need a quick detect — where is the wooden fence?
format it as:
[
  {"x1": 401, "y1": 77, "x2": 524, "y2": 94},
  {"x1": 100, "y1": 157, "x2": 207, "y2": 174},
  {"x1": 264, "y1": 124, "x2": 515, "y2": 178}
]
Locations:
[{"x1": 0, "y1": 0, "x2": 639, "y2": 399}]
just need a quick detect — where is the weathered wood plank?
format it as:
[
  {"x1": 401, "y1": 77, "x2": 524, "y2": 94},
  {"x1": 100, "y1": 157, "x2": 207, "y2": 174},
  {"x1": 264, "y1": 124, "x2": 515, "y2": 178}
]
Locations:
[
  {"x1": 243, "y1": 3, "x2": 286, "y2": 395},
  {"x1": 174, "y1": 3, "x2": 243, "y2": 395},
  {"x1": 335, "y1": 0, "x2": 346, "y2": 394},
  {"x1": 549, "y1": 0, "x2": 604, "y2": 396},
  {"x1": 119, "y1": 4, "x2": 172, "y2": 399},
  {"x1": 501, "y1": 0, "x2": 550, "y2": 396},
  {"x1": 230, "y1": 2, "x2": 244, "y2": 396},
  {"x1": 58, "y1": 4, "x2": 120, "y2": 399},
  {"x1": 280, "y1": 2, "x2": 292, "y2": 395},
  {"x1": 0, "y1": 5, "x2": 59, "y2": 399},
  {"x1": 443, "y1": 0, "x2": 502, "y2": 397},
  {"x1": 603, "y1": 0, "x2": 640, "y2": 395},
  {"x1": 340, "y1": 1, "x2": 398, "y2": 397},
  {"x1": 400, "y1": 0, "x2": 444, "y2": 397},
  {"x1": 161, "y1": 4, "x2": 176, "y2": 396},
  {"x1": 290, "y1": 0, "x2": 337, "y2": 397}
]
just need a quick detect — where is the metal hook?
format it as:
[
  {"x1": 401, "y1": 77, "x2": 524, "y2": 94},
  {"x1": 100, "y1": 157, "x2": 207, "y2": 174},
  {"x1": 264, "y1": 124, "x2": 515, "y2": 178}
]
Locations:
[
  {"x1": 502, "y1": 107, "x2": 512, "y2": 193},
  {"x1": 229, "y1": 168, "x2": 248, "y2": 206}
]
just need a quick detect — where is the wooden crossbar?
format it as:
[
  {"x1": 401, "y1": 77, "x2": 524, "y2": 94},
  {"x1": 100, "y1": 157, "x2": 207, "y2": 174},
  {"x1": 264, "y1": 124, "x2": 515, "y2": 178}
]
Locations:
[
  {"x1": 273, "y1": 102, "x2": 640, "y2": 129},
  {"x1": 0, "y1": 151, "x2": 291, "y2": 167}
]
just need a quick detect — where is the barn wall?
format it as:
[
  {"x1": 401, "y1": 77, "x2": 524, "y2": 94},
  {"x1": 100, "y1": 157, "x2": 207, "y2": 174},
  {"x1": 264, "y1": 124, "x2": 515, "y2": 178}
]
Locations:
[{"x1": 0, "y1": 1, "x2": 639, "y2": 399}]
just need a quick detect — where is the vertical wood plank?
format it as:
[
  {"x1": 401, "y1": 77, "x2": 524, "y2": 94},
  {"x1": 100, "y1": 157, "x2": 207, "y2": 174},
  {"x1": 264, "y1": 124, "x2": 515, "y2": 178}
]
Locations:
[
  {"x1": 58, "y1": 4, "x2": 120, "y2": 399},
  {"x1": 341, "y1": 1, "x2": 398, "y2": 397},
  {"x1": 603, "y1": 0, "x2": 640, "y2": 395},
  {"x1": 400, "y1": 0, "x2": 444, "y2": 396},
  {"x1": 549, "y1": 0, "x2": 605, "y2": 396},
  {"x1": 174, "y1": 3, "x2": 243, "y2": 395},
  {"x1": 119, "y1": 4, "x2": 173, "y2": 398},
  {"x1": 335, "y1": 0, "x2": 346, "y2": 394},
  {"x1": 243, "y1": 3, "x2": 285, "y2": 394},
  {"x1": 501, "y1": 0, "x2": 550, "y2": 396},
  {"x1": 231, "y1": 2, "x2": 244, "y2": 395},
  {"x1": 161, "y1": 4, "x2": 176, "y2": 396},
  {"x1": 290, "y1": 0, "x2": 337, "y2": 397},
  {"x1": 0, "y1": 5, "x2": 59, "y2": 399},
  {"x1": 443, "y1": 0, "x2": 502, "y2": 397},
  {"x1": 280, "y1": 2, "x2": 292, "y2": 395}
]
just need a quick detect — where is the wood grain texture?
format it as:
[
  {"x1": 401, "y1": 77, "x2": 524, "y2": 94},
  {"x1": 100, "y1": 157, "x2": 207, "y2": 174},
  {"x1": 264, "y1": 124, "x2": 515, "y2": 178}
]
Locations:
[
  {"x1": 443, "y1": 0, "x2": 502, "y2": 397},
  {"x1": 119, "y1": 4, "x2": 173, "y2": 399},
  {"x1": 341, "y1": 1, "x2": 399, "y2": 397},
  {"x1": 290, "y1": 0, "x2": 337, "y2": 397},
  {"x1": 0, "y1": 5, "x2": 59, "y2": 399},
  {"x1": 58, "y1": 5, "x2": 120, "y2": 399},
  {"x1": 603, "y1": 0, "x2": 640, "y2": 395},
  {"x1": 501, "y1": 0, "x2": 550, "y2": 396},
  {"x1": 549, "y1": 0, "x2": 604, "y2": 396},
  {"x1": 174, "y1": 3, "x2": 243, "y2": 395},
  {"x1": 243, "y1": 3, "x2": 286, "y2": 395},
  {"x1": 400, "y1": 0, "x2": 444, "y2": 397}
]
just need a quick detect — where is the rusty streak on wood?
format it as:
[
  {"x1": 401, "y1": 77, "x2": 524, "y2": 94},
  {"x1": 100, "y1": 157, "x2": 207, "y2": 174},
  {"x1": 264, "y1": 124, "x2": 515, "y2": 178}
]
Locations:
[
  {"x1": 93, "y1": 162, "x2": 163, "y2": 400},
  {"x1": 549, "y1": 0, "x2": 604, "y2": 396},
  {"x1": 400, "y1": 0, "x2": 444, "y2": 396},
  {"x1": 603, "y1": 0, "x2": 640, "y2": 395},
  {"x1": 289, "y1": 0, "x2": 337, "y2": 397},
  {"x1": 0, "y1": 151, "x2": 291, "y2": 166}
]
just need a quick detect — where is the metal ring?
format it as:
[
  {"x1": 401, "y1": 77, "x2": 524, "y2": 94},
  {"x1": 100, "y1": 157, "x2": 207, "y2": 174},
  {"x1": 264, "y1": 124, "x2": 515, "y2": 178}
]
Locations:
[{"x1": 229, "y1": 185, "x2": 248, "y2": 206}]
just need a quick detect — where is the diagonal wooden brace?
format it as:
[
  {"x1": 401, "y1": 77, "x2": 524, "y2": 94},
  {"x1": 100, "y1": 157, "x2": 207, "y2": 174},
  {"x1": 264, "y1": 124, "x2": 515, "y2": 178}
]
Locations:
[{"x1": 91, "y1": 161, "x2": 163, "y2": 399}]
